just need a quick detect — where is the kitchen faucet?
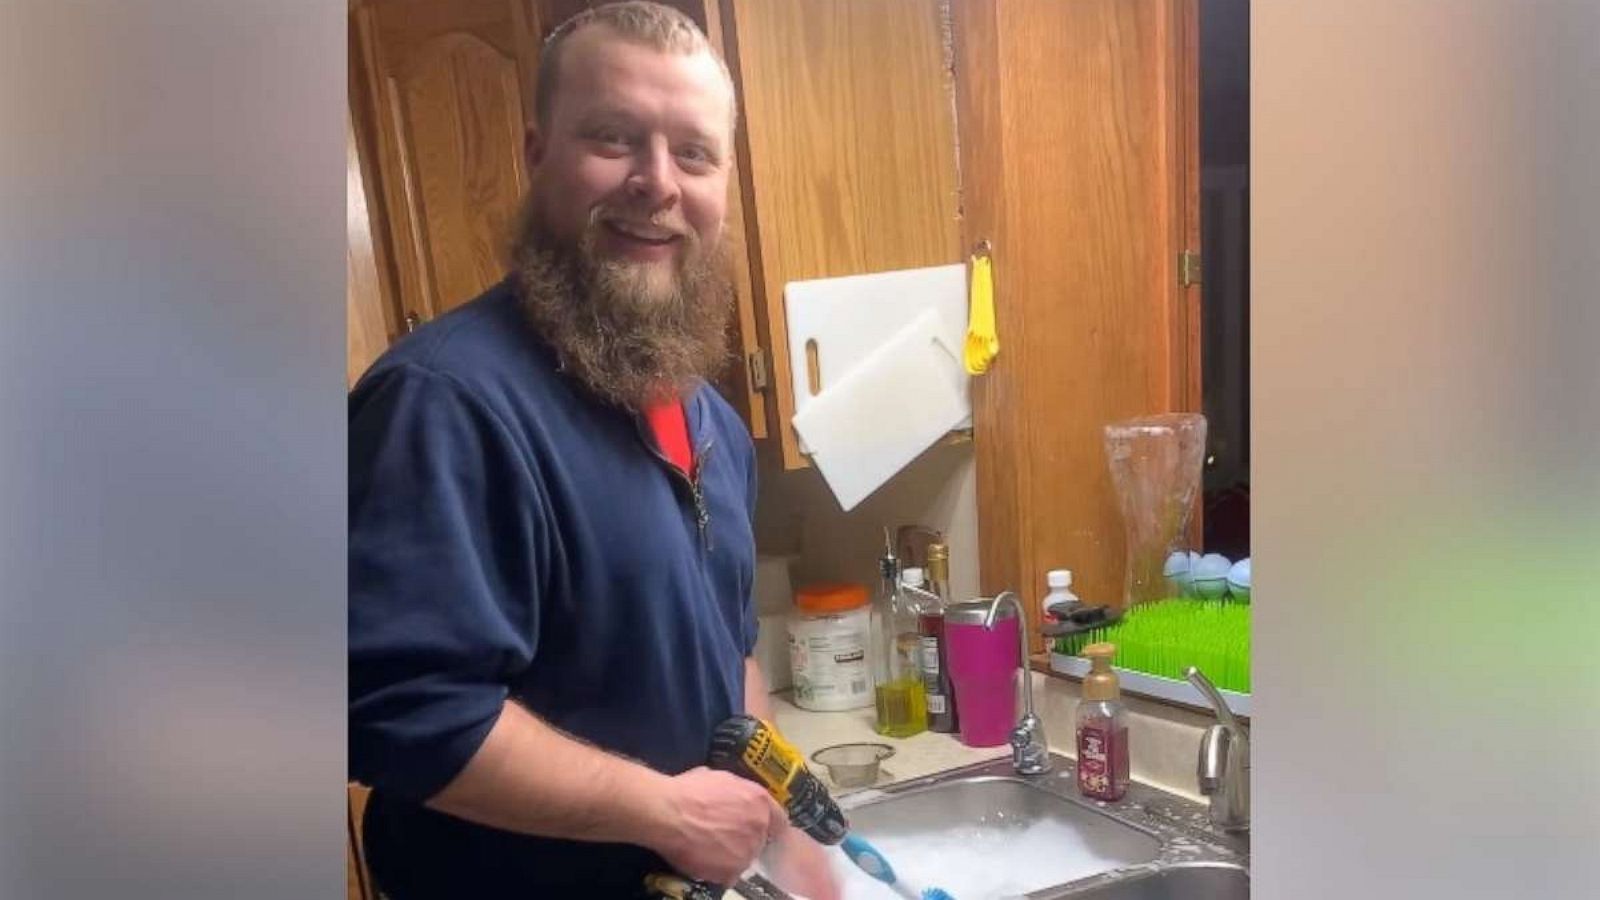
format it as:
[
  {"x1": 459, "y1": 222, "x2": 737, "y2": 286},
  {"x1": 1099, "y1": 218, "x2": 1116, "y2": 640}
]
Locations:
[
  {"x1": 982, "y1": 590, "x2": 1051, "y2": 775},
  {"x1": 1185, "y1": 666, "x2": 1250, "y2": 831}
]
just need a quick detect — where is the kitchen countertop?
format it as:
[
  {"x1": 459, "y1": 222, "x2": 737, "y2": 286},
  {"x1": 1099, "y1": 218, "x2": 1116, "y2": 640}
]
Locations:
[
  {"x1": 769, "y1": 692, "x2": 1008, "y2": 796},
  {"x1": 769, "y1": 670, "x2": 1212, "y2": 803}
]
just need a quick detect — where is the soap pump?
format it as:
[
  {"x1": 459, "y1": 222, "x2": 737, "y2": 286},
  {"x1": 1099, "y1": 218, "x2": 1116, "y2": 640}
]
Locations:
[{"x1": 1075, "y1": 642, "x2": 1130, "y2": 801}]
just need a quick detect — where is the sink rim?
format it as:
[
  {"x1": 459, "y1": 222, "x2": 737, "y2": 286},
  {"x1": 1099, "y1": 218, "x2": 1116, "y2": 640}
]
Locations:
[{"x1": 1034, "y1": 861, "x2": 1251, "y2": 900}]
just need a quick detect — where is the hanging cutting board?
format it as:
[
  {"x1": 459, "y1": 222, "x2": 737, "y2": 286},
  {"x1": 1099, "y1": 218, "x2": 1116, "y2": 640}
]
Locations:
[
  {"x1": 784, "y1": 264, "x2": 970, "y2": 440},
  {"x1": 790, "y1": 310, "x2": 968, "y2": 511}
]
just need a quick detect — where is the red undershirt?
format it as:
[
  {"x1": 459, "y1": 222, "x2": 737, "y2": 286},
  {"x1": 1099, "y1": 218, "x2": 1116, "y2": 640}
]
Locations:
[{"x1": 644, "y1": 401, "x2": 694, "y2": 476}]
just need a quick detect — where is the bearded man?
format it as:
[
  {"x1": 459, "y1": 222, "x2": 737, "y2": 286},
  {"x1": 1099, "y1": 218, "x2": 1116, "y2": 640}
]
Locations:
[{"x1": 347, "y1": 4, "x2": 839, "y2": 898}]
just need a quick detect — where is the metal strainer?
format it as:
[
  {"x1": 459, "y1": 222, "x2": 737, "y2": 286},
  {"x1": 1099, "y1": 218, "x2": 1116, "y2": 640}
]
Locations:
[{"x1": 810, "y1": 742, "x2": 894, "y2": 788}]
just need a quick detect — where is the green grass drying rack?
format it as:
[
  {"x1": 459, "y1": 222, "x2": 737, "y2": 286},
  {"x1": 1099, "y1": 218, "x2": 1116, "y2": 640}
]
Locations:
[{"x1": 1048, "y1": 597, "x2": 1252, "y2": 716}]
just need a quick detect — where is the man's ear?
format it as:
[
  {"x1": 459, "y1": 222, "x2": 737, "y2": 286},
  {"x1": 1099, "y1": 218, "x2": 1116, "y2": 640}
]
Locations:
[{"x1": 523, "y1": 123, "x2": 546, "y2": 172}]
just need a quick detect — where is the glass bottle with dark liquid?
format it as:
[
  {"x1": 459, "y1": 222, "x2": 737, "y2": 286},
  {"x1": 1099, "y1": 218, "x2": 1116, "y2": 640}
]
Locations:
[{"x1": 918, "y1": 543, "x2": 959, "y2": 733}]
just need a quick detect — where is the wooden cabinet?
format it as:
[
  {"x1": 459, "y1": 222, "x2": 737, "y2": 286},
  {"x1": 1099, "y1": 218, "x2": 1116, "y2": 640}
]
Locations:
[
  {"x1": 351, "y1": 0, "x2": 539, "y2": 324},
  {"x1": 720, "y1": 0, "x2": 964, "y2": 468},
  {"x1": 953, "y1": 0, "x2": 1202, "y2": 649}
]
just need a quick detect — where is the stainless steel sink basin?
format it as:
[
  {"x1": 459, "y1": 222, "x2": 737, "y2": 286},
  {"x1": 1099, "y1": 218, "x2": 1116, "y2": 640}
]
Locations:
[
  {"x1": 835, "y1": 776, "x2": 1160, "y2": 896},
  {"x1": 830, "y1": 754, "x2": 1249, "y2": 899}
]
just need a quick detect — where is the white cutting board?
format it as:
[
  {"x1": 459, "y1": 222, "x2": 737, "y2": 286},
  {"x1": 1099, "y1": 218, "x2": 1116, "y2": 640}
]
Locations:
[
  {"x1": 790, "y1": 310, "x2": 968, "y2": 511},
  {"x1": 784, "y1": 264, "x2": 970, "y2": 438}
]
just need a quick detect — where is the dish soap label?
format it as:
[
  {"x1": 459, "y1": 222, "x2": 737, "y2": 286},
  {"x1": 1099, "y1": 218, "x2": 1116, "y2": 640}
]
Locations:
[{"x1": 1076, "y1": 722, "x2": 1129, "y2": 800}]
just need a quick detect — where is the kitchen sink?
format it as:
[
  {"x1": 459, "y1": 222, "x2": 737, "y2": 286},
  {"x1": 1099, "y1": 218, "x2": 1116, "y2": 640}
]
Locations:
[{"x1": 826, "y1": 754, "x2": 1249, "y2": 899}]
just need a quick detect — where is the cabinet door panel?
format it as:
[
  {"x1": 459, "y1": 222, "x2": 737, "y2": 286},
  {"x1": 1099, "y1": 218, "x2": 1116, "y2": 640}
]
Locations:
[
  {"x1": 956, "y1": 0, "x2": 1201, "y2": 643},
  {"x1": 726, "y1": 0, "x2": 962, "y2": 467},
  {"x1": 348, "y1": 108, "x2": 394, "y2": 387},
  {"x1": 399, "y1": 34, "x2": 527, "y2": 313},
  {"x1": 354, "y1": 0, "x2": 535, "y2": 322}
]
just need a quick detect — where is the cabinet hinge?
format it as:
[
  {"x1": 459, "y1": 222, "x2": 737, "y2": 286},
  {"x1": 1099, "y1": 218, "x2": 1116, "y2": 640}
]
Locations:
[
  {"x1": 1180, "y1": 250, "x2": 1202, "y2": 287},
  {"x1": 747, "y1": 348, "x2": 771, "y2": 392}
]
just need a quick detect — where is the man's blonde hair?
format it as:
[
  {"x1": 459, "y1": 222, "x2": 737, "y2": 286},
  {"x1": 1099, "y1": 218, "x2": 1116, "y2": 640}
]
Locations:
[{"x1": 534, "y1": 1, "x2": 737, "y2": 131}]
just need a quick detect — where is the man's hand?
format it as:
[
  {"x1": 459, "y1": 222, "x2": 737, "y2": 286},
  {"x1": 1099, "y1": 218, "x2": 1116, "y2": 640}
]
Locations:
[
  {"x1": 738, "y1": 658, "x2": 840, "y2": 897},
  {"x1": 647, "y1": 766, "x2": 788, "y2": 886},
  {"x1": 762, "y1": 825, "x2": 842, "y2": 900}
]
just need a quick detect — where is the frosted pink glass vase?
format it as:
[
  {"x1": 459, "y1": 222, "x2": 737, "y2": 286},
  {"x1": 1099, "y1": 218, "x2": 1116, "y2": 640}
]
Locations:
[{"x1": 1103, "y1": 413, "x2": 1207, "y2": 610}]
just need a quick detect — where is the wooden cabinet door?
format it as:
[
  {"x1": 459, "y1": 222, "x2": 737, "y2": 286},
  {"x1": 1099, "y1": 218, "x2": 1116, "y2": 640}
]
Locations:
[
  {"x1": 954, "y1": 0, "x2": 1202, "y2": 646},
  {"x1": 665, "y1": 0, "x2": 771, "y2": 439},
  {"x1": 722, "y1": 0, "x2": 964, "y2": 468},
  {"x1": 353, "y1": 0, "x2": 540, "y2": 324},
  {"x1": 348, "y1": 105, "x2": 396, "y2": 388}
]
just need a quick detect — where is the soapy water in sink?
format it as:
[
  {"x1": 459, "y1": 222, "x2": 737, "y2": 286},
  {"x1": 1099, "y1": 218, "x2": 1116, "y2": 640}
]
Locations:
[{"x1": 822, "y1": 815, "x2": 1138, "y2": 899}]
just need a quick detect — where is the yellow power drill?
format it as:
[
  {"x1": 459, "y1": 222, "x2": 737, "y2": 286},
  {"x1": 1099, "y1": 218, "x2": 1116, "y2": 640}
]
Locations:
[
  {"x1": 644, "y1": 715, "x2": 849, "y2": 900},
  {"x1": 706, "y1": 714, "x2": 850, "y2": 845},
  {"x1": 654, "y1": 715, "x2": 955, "y2": 900}
]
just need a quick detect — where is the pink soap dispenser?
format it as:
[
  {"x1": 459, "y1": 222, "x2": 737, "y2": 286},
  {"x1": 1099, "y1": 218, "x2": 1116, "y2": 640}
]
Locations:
[{"x1": 1075, "y1": 642, "x2": 1130, "y2": 801}]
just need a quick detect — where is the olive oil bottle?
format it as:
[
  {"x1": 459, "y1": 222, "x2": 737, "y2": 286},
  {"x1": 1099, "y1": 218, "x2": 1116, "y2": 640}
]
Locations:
[{"x1": 871, "y1": 532, "x2": 927, "y2": 737}]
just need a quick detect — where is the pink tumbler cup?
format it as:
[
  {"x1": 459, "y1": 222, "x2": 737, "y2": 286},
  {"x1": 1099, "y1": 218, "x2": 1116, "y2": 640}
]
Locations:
[{"x1": 944, "y1": 600, "x2": 1020, "y2": 747}]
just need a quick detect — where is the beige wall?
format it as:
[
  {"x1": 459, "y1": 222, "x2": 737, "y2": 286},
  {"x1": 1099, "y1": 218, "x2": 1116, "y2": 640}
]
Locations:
[{"x1": 754, "y1": 441, "x2": 981, "y2": 605}]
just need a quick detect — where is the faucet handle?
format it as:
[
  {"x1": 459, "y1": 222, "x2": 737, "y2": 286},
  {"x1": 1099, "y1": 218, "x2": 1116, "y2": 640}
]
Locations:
[
  {"x1": 1186, "y1": 667, "x2": 1250, "y2": 831},
  {"x1": 1009, "y1": 713, "x2": 1051, "y2": 775},
  {"x1": 1196, "y1": 723, "x2": 1231, "y2": 794}
]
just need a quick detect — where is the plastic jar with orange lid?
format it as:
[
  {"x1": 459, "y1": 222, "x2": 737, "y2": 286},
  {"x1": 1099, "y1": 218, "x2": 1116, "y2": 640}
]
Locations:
[{"x1": 787, "y1": 583, "x2": 873, "y2": 711}]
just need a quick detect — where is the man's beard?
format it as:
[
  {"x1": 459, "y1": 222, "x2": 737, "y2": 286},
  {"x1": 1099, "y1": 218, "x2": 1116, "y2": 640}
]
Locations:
[{"x1": 511, "y1": 196, "x2": 734, "y2": 411}]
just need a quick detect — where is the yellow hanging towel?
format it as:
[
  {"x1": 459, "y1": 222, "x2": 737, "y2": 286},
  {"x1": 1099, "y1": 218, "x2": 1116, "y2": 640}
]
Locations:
[{"x1": 964, "y1": 249, "x2": 999, "y2": 374}]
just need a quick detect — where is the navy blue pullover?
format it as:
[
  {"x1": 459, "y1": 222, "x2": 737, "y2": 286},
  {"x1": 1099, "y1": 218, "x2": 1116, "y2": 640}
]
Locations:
[{"x1": 348, "y1": 279, "x2": 758, "y2": 897}]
